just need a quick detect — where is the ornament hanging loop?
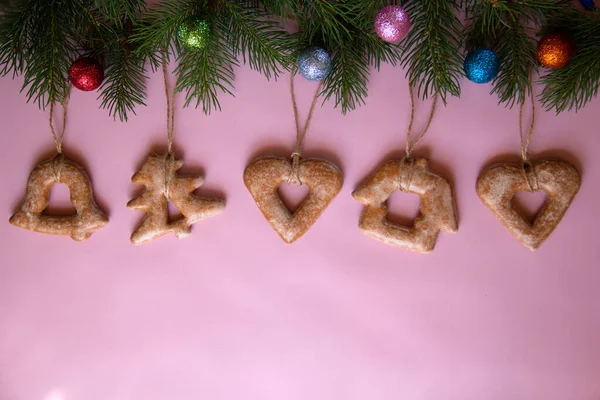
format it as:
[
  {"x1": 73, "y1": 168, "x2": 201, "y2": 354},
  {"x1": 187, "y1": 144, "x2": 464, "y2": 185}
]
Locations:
[
  {"x1": 49, "y1": 87, "x2": 71, "y2": 154},
  {"x1": 162, "y1": 53, "x2": 176, "y2": 156},
  {"x1": 289, "y1": 67, "x2": 323, "y2": 186},
  {"x1": 404, "y1": 85, "x2": 438, "y2": 159},
  {"x1": 519, "y1": 76, "x2": 538, "y2": 192}
]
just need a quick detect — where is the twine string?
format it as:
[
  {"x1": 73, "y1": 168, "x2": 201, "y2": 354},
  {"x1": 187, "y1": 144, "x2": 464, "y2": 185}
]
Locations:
[
  {"x1": 519, "y1": 86, "x2": 536, "y2": 163},
  {"x1": 162, "y1": 55, "x2": 176, "y2": 198},
  {"x1": 405, "y1": 85, "x2": 438, "y2": 158},
  {"x1": 162, "y1": 57, "x2": 176, "y2": 155},
  {"x1": 48, "y1": 87, "x2": 71, "y2": 154},
  {"x1": 289, "y1": 68, "x2": 323, "y2": 185},
  {"x1": 520, "y1": 83, "x2": 538, "y2": 192},
  {"x1": 397, "y1": 85, "x2": 438, "y2": 192}
]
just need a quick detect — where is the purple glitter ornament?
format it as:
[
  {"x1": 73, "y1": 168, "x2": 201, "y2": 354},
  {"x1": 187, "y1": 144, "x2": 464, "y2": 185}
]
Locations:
[{"x1": 374, "y1": 5, "x2": 410, "y2": 43}]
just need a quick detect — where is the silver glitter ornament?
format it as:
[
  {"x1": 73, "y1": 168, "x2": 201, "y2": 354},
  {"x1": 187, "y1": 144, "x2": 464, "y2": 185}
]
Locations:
[{"x1": 297, "y1": 46, "x2": 331, "y2": 81}]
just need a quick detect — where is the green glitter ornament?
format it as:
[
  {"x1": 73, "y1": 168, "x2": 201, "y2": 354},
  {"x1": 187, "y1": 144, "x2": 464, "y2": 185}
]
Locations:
[{"x1": 177, "y1": 17, "x2": 211, "y2": 50}]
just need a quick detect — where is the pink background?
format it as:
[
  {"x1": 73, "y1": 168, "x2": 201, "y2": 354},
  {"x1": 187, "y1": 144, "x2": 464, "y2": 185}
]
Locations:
[{"x1": 1, "y1": 63, "x2": 599, "y2": 400}]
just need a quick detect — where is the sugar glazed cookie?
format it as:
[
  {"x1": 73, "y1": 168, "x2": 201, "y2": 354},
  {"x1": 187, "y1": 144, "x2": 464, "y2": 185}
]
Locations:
[
  {"x1": 476, "y1": 159, "x2": 580, "y2": 250},
  {"x1": 128, "y1": 153, "x2": 225, "y2": 245},
  {"x1": 10, "y1": 154, "x2": 108, "y2": 240},
  {"x1": 352, "y1": 157, "x2": 458, "y2": 253},
  {"x1": 244, "y1": 155, "x2": 343, "y2": 243}
]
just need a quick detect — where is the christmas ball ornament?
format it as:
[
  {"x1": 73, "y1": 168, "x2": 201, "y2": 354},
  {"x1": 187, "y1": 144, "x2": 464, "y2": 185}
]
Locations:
[
  {"x1": 69, "y1": 57, "x2": 104, "y2": 91},
  {"x1": 374, "y1": 5, "x2": 410, "y2": 43},
  {"x1": 579, "y1": 0, "x2": 596, "y2": 11},
  {"x1": 177, "y1": 17, "x2": 211, "y2": 50},
  {"x1": 297, "y1": 46, "x2": 331, "y2": 81},
  {"x1": 537, "y1": 32, "x2": 574, "y2": 69},
  {"x1": 463, "y1": 48, "x2": 499, "y2": 84}
]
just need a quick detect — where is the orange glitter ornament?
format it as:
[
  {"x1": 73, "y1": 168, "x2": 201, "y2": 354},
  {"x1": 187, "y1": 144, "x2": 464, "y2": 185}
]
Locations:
[{"x1": 537, "y1": 32, "x2": 574, "y2": 69}]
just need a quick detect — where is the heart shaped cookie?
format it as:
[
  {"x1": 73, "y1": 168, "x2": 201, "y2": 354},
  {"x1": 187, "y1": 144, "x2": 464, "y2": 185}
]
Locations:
[
  {"x1": 10, "y1": 154, "x2": 108, "y2": 241},
  {"x1": 476, "y1": 159, "x2": 580, "y2": 251},
  {"x1": 244, "y1": 156, "x2": 343, "y2": 243},
  {"x1": 353, "y1": 157, "x2": 458, "y2": 253}
]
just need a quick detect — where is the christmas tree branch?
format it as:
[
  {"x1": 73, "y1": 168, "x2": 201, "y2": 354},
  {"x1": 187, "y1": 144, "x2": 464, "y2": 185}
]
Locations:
[
  {"x1": 540, "y1": 8, "x2": 600, "y2": 113},
  {"x1": 174, "y1": 12, "x2": 237, "y2": 113},
  {"x1": 464, "y1": 0, "x2": 570, "y2": 108},
  {"x1": 401, "y1": 0, "x2": 463, "y2": 103},
  {"x1": 218, "y1": 0, "x2": 293, "y2": 80}
]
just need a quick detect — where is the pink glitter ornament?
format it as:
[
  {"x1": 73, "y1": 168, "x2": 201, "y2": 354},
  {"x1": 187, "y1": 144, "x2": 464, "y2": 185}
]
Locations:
[{"x1": 374, "y1": 5, "x2": 410, "y2": 43}]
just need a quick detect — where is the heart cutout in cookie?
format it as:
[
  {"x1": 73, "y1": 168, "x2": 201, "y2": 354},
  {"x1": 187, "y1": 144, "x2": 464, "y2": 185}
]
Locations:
[
  {"x1": 511, "y1": 190, "x2": 548, "y2": 223},
  {"x1": 244, "y1": 156, "x2": 343, "y2": 243},
  {"x1": 277, "y1": 183, "x2": 310, "y2": 213},
  {"x1": 476, "y1": 159, "x2": 580, "y2": 251}
]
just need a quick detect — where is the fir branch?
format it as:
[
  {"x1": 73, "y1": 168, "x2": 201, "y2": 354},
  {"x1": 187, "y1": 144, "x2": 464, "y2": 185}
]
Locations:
[
  {"x1": 402, "y1": 0, "x2": 463, "y2": 102},
  {"x1": 98, "y1": 42, "x2": 147, "y2": 121},
  {"x1": 95, "y1": 0, "x2": 145, "y2": 25},
  {"x1": 174, "y1": 12, "x2": 237, "y2": 114},
  {"x1": 323, "y1": 40, "x2": 369, "y2": 111},
  {"x1": 464, "y1": 0, "x2": 570, "y2": 108},
  {"x1": 0, "y1": 0, "x2": 77, "y2": 107},
  {"x1": 132, "y1": 0, "x2": 198, "y2": 68},
  {"x1": 540, "y1": 9, "x2": 600, "y2": 113},
  {"x1": 219, "y1": 0, "x2": 293, "y2": 79},
  {"x1": 295, "y1": 0, "x2": 401, "y2": 113},
  {"x1": 493, "y1": 17, "x2": 536, "y2": 107}
]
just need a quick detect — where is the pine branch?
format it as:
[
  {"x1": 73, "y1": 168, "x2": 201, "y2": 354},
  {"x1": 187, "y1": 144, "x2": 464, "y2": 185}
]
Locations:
[
  {"x1": 219, "y1": 0, "x2": 293, "y2": 79},
  {"x1": 323, "y1": 40, "x2": 369, "y2": 111},
  {"x1": 174, "y1": 12, "x2": 237, "y2": 114},
  {"x1": 98, "y1": 41, "x2": 147, "y2": 121},
  {"x1": 95, "y1": 0, "x2": 144, "y2": 25},
  {"x1": 402, "y1": 0, "x2": 463, "y2": 103},
  {"x1": 0, "y1": 0, "x2": 78, "y2": 107},
  {"x1": 540, "y1": 8, "x2": 600, "y2": 113},
  {"x1": 295, "y1": 0, "x2": 401, "y2": 114},
  {"x1": 464, "y1": 0, "x2": 570, "y2": 108}
]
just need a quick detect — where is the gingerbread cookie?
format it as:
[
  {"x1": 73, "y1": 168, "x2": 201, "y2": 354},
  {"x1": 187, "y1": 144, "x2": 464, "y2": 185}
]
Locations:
[
  {"x1": 352, "y1": 157, "x2": 458, "y2": 253},
  {"x1": 127, "y1": 152, "x2": 225, "y2": 245},
  {"x1": 10, "y1": 154, "x2": 108, "y2": 240},
  {"x1": 476, "y1": 159, "x2": 580, "y2": 251},
  {"x1": 244, "y1": 155, "x2": 343, "y2": 243}
]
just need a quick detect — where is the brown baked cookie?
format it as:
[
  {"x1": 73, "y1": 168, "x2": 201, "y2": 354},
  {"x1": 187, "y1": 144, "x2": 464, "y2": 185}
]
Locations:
[
  {"x1": 352, "y1": 157, "x2": 458, "y2": 253},
  {"x1": 10, "y1": 154, "x2": 108, "y2": 241},
  {"x1": 127, "y1": 152, "x2": 225, "y2": 245},
  {"x1": 244, "y1": 155, "x2": 343, "y2": 243},
  {"x1": 476, "y1": 159, "x2": 580, "y2": 251}
]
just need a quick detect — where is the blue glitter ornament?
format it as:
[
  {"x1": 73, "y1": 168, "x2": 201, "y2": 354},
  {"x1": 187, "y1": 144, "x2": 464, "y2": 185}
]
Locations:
[
  {"x1": 579, "y1": 0, "x2": 596, "y2": 10},
  {"x1": 463, "y1": 48, "x2": 499, "y2": 84},
  {"x1": 297, "y1": 46, "x2": 332, "y2": 81}
]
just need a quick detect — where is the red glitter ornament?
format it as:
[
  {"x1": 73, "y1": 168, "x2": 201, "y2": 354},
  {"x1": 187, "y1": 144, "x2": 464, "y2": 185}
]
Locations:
[
  {"x1": 537, "y1": 32, "x2": 574, "y2": 69},
  {"x1": 69, "y1": 57, "x2": 104, "y2": 91}
]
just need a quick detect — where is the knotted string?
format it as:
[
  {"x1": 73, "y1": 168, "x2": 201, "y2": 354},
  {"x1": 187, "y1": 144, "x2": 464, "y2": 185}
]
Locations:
[
  {"x1": 49, "y1": 87, "x2": 71, "y2": 155},
  {"x1": 162, "y1": 56, "x2": 176, "y2": 199},
  {"x1": 519, "y1": 84, "x2": 538, "y2": 192},
  {"x1": 398, "y1": 85, "x2": 438, "y2": 191},
  {"x1": 289, "y1": 67, "x2": 323, "y2": 185},
  {"x1": 48, "y1": 88, "x2": 71, "y2": 181}
]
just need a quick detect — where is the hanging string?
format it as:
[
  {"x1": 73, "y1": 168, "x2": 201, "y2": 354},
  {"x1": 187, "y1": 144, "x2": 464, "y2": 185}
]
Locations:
[
  {"x1": 404, "y1": 85, "x2": 438, "y2": 159},
  {"x1": 519, "y1": 85, "x2": 536, "y2": 163},
  {"x1": 396, "y1": 85, "x2": 438, "y2": 192},
  {"x1": 48, "y1": 87, "x2": 71, "y2": 154},
  {"x1": 162, "y1": 55, "x2": 176, "y2": 155},
  {"x1": 289, "y1": 67, "x2": 323, "y2": 184},
  {"x1": 519, "y1": 82, "x2": 538, "y2": 192},
  {"x1": 161, "y1": 55, "x2": 176, "y2": 199}
]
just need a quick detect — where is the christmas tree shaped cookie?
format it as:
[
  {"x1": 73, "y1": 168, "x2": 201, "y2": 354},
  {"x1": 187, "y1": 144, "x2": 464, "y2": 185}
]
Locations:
[{"x1": 127, "y1": 153, "x2": 225, "y2": 245}]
